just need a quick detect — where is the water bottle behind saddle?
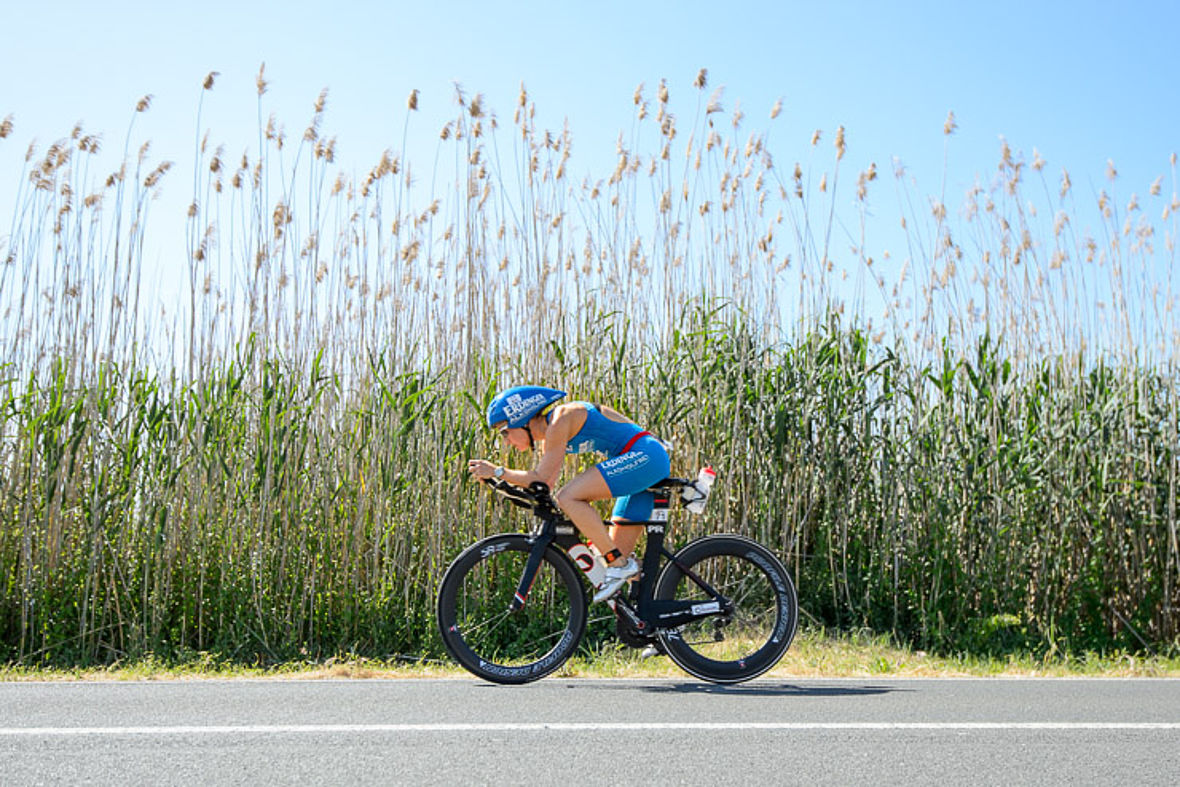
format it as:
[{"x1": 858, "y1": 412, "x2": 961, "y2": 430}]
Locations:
[{"x1": 682, "y1": 466, "x2": 717, "y2": 514}]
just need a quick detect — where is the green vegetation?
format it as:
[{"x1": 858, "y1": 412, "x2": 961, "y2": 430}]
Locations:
[
  {"x1": 4, "y1": 628, "x2": 1178, "y2": 681},
  {"x1": 2, "y1": 70, "x2": 1178, "y2": 669}
]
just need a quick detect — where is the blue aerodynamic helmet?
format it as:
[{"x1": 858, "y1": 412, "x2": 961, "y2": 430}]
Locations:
[{"x1": 486, "y1": 386, "x2": 567, "y2": 429}]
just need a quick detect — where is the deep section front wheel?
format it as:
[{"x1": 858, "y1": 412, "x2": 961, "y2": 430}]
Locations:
[
  {"x1": 654, "y1": 535, "x2": 797, "y2": 683},
  {"x1": 437, "y1": 534, "x2": 587, "y2": 684}
]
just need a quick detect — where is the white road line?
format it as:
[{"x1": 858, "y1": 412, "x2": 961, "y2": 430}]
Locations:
[{"x1": 1, "y1": 722, "x2": 1178, "y2": 736}]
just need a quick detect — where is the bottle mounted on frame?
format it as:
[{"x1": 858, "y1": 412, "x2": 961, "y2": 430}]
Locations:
[{"x1": 683, "y1": 466, "x2": 716, "y2": 514}]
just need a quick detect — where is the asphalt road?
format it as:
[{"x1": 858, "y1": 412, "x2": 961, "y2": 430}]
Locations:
[{"x1": 2, "y1": 677, "x2": 1179, "y2": 786}]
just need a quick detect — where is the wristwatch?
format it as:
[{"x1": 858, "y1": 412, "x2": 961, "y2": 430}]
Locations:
[{"x1": 493, "y1": 466, "x2": 505, "y2": 479}]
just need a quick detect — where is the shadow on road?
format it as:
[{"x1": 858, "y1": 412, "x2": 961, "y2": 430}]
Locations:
[
  {"x1": 529, "y1": 681, "x2": 908, "y2": 698},
  {"x1": 639, "y1": 682, "x2": 906, "y2": 698}
]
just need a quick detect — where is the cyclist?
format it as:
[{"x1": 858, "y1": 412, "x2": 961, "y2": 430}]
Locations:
[{"x1": 468, "y1": 385, "x2": 670, "y2": 602}]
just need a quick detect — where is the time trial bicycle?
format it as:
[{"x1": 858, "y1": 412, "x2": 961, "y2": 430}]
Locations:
[{"x1": 436, "y1": 474, "x2": 798, "y2": 684}]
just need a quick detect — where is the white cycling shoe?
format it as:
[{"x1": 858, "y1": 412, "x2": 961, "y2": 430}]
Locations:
[{"x1": 592, "y1": 557, "x2": 640, "y2": 603}]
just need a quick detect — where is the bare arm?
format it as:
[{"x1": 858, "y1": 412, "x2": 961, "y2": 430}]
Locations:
[
  {"x1": 528, "y1": 406, "x2": 576, "y2": 486},
  {"x1": 467, "y1": 404, "x2": 585, "y2": 488}
]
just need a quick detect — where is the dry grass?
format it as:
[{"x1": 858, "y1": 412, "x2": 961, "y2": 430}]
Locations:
[{"x1": 5, "y1": 629, "x2": 1178, "y2": 681}]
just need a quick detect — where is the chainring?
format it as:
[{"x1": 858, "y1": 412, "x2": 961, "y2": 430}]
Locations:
[{"x1": 613, "y1": 603, "x2": 657, "y2": 648}]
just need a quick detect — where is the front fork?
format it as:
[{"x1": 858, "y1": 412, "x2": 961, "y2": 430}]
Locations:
[
  {"x1": 509, "y1": 532, "x2": 553, "y2": 611},
  {"x1": 508, "y1": 518, "x2": 602, "y2": 612}
]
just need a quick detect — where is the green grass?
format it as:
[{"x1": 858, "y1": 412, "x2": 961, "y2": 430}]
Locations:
[{"x1": 4, "y1": 629, "x2": 1178, "y2": 681}]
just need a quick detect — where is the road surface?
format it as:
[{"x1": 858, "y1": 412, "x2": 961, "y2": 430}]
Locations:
[{"x1": 2, "y1": 677, "x2": 1178, "y2": 785}]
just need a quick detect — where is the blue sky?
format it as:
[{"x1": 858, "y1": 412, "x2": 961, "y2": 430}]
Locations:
[
  {"x1": 2, "y1": 0, "x2": 1177, "y2": 324},
  {"x1": 4, "y1": 0, "x2": 1173, "y2": 173}
]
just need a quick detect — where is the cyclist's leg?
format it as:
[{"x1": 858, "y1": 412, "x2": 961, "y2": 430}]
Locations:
[
  {"x1": 603, "y1": 435, "x2": 672, "y2": 556},
  {"x1": 610, "y1": 520, "x2": 645, "y2": 557},
  {"x1": 609, "y1": 493, "x2": 655, "y2": 556},
  {"x1": 554, "y1": 467, "x2": 622, "y2": 560},
  {"x1": 558, "y1": 436, "x2": 671, "y2": 565}
]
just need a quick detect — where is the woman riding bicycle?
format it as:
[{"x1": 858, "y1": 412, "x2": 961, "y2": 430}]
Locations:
[{"x1": 467, "y1": 385, "x2": 670, "y2": 602}]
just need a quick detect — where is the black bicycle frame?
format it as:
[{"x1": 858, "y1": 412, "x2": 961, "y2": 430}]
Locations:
[{"x1": 508, "y1": 483, "x2": 732, "y2": 632}]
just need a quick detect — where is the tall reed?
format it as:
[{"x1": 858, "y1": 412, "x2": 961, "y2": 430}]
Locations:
[{"x1": 1, "y1": 71, "x2": 1177, "y2": 664}]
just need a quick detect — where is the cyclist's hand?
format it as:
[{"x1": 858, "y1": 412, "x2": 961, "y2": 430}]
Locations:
[{"x1": 467, "y1": 459, "x2": 498, "y2": 481}]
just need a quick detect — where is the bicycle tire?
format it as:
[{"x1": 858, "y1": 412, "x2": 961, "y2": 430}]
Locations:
[
  {"x1": 654, "y1": 535, "x2": 798, "y2": 683},
  {"x1": 437, "y1": 534, "x2": 587, "y2": 684}
]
